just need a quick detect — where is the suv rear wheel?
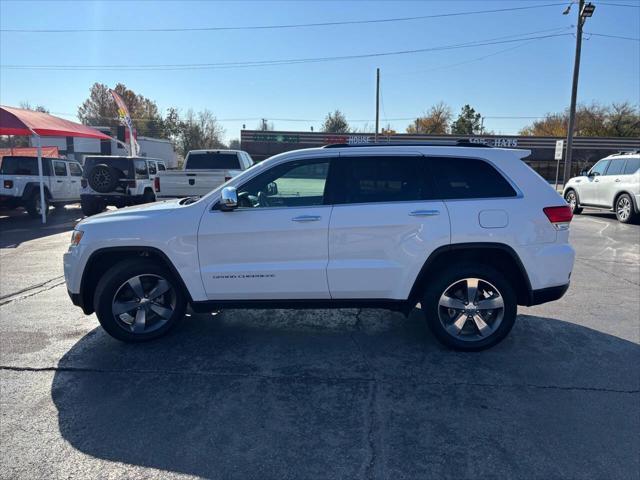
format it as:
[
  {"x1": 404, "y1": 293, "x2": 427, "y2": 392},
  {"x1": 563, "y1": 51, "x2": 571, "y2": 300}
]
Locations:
[
  {"x1": 94, "y1": 259, "x2": 187, "y2": 342},
  {"x1": 615, "y1": 193, "x2": 638, "y2": 224},
  {"x1": 25, "y1": 191, "x2": 49, "y2": 218},
  {"x1": 422, "y1": 264, "x2": 517, "y2": 351}
]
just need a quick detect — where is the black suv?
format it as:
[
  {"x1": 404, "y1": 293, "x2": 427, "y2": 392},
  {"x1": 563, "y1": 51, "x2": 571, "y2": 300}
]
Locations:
[{"x1": 80, "y1": 156, "x2": 165, "y2": 216}]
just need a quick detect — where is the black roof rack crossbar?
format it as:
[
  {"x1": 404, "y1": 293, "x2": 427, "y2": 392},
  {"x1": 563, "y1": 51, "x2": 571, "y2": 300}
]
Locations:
[{"x1": 322, "y1": 140, "x2": 492, "y2": 149}]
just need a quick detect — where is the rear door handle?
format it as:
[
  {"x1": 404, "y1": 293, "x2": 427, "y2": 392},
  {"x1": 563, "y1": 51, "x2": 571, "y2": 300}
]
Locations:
[
  {"x1": 292, "y1": 215, "x2": 321, "y2": 222},
  {"x1": 615, "y1": 178, "x2": 621, "y2": 182},
  {"x1": 409, "y1": 210, "x2": 440, "y2": 217},
  {"x1": 56, "y1": 180, "x2": 63, "y2": 183}
]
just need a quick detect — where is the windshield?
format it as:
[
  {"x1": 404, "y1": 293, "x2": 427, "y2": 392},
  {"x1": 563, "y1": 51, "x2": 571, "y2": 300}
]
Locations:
[{"x1": 185, "y1": 152, "x2": 241, "y2": 170}]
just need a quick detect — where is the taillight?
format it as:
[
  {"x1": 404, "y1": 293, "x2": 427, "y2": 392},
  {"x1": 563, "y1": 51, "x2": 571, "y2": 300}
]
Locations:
[
  {"x1": 127, "y1": 180, "x2": 137, "y2": 188},
  {"x1": 3, "y1": 180, "x2": 13, "y2": 189},
  {"x1": 80, "y1": 178, "x2": 87, "y2": 188},
  {"x1": 154, "y1": 176, "x2": 160, "y2": 192},
  {"x1": 543, "y1": 206, "x2": 573, "y2": 230}
]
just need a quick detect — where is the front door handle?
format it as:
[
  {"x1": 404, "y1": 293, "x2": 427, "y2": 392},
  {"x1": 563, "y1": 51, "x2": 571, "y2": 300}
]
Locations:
[
  {"x1": 292, "y1": 215, "x2": 321, "y2": 222},
  {"x1": 594, "y1": 179, "x2": 599, "y2": 182},
  {"x1": 409, "y1": 210, "x2": 440, "y2": 217},
  {"x1": 615, "y1": 178, "x2": 621, "y2": 182},
  {"x1": 56, "y1": 180, "x2": 63, "y2": 183}
]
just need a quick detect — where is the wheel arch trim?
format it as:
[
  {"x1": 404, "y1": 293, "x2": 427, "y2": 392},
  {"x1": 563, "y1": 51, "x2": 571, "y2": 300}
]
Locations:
[
  {"x1": 407, "y1": 242, "x2": 533, "y2": 305},
  {"x1": 78, "y1": 246, "x2": 193, "y2": 314}
]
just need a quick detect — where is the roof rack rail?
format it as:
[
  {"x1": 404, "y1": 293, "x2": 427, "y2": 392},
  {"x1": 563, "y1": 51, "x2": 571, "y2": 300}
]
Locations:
[
  {"x1": 322, "y1": 139, "x2": 492, "y2": 149},
  {"x1": 613, "y1": 150, "x2": 640, "y2": 155}
]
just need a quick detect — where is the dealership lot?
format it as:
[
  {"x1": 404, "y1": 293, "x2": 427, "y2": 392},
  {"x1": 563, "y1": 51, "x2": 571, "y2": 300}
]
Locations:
[{"x1": 0, "y1": 207, "x2": 638, "y2": 479}]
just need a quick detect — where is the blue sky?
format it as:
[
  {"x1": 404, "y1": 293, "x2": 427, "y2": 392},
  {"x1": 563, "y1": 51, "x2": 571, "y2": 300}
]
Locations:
[{"x1": 1, "y1": 0, "x2": 639, "y2": 142}]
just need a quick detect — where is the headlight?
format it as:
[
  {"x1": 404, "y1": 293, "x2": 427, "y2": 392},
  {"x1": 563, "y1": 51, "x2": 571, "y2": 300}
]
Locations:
[{"x1": 70, "y1": 229, "x2": 84, "y2": 247}]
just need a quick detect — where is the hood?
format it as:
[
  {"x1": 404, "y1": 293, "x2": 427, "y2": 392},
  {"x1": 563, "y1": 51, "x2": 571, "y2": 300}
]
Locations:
[{"x1": 78, "y1": 198, "x2": 183, "y2": 227}]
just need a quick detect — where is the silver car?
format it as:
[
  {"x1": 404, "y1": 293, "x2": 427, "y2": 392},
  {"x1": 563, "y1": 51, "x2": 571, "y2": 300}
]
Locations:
[{"x1": 563, "y1": 152, "x2": 640, "y2": 224}]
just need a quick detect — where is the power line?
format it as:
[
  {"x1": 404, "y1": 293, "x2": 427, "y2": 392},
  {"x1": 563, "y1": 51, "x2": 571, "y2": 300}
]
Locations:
[
  {"x1": 0, "y1": 3, "x2": 567, "y2": 33},
  {"x1": 596, "y1": 1, "x2": 640, "y2": 7},
  {"x1": 1, "y1": 32, "x2": 573, "y2": 71},
  {"x1": 584, "y1": 32, "x2": 640, "y2": 41}
]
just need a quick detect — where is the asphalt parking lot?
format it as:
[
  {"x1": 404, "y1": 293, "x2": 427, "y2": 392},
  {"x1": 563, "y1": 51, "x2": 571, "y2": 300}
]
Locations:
[{"x1": 0, "y1": 205, "x2": 638, "y2": 479}]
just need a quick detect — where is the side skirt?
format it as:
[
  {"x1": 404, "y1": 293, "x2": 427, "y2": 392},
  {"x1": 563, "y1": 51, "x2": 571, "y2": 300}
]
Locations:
[{"x1": 190, "y1": 298, "x2": 414, "y2": 315}]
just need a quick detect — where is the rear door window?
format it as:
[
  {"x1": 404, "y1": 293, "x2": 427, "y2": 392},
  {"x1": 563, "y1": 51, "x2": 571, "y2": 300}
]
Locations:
[
  {"x1": 333, "y1": 155, "x2": 425, "y2": 204},
  {"x1": 68, "y1": 162, "x2": 83, "y2": 176},
  {"x1": 623, "y1": 158, "x2": 639, "y2": 175},
  {"x1": 134, "y1": 159, "x2": 148, "y2": 178},
  {"x1": 53, "y1": 160, "x2": 68, "y2": 176},
  {"x1": 186, "y1": 152, "x2": 241, "y2": 169},
  {"x1": 605, "y1": 159, "x2": 626, "y2": 176},
  {"x1": 428, "y1": 157, "x2": 517, "y2": 199}
]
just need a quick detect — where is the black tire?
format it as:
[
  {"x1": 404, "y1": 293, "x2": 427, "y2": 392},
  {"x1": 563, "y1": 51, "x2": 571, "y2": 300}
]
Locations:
[
  {"x1": 94, "y1": 258, "x2": 187, "y2": 342},
  {"x1": 564, "y1": 189, "x2": 583, "y2": 215},
  {"x1": 615, "y1": 193, "x2": 638, "y2": 224},
  {"x1": 422, "y1": 263, "x2": 517, "y2": 351},
  {"x1": 142, "y1": 188, "x2": 156, "y2": 204},
  {"x1": 81, "y1": 197, "x2": 101, "y2": 216},
  {"x1": 87, "y1": 164, "x2": 120, "y2": 193},
  {"x1": 25, "y1": 191, "x2": 49, "y2": 218}
]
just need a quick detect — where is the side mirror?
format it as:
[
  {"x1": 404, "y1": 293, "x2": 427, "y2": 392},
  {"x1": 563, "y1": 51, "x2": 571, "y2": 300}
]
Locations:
[
  {"x1": 220, "y1": 186, "x2": 238, "y2": 211},
  {"x1": 589, "y1": 171, "x2": 600, "y2": 177},
  {"x1": 266, "y1": 181, "x2": 278, "y2": 196}
]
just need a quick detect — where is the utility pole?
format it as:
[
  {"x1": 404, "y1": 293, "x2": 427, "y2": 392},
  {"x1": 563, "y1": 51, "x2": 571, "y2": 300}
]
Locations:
[
  {"x1": 375, "y1": 68, "x2": 380, "y2": 142},
  {"x1": 562, "y1": 0, "x2": 595, "y2": 185}
]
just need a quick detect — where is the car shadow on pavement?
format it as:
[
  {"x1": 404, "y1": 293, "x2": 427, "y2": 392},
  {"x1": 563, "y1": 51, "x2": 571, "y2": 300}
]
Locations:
[
  {"x1": 51, "y1": 310, "x2": 639, "y2": 479},
  {"x1": 0, "y1": 206, "x2": 82, "y2": 248}
]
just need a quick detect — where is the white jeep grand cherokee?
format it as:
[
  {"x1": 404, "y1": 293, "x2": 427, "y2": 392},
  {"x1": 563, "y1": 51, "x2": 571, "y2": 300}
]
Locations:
[{"x1": 64, "y1": 143, "x2": 575, "y2": 351}]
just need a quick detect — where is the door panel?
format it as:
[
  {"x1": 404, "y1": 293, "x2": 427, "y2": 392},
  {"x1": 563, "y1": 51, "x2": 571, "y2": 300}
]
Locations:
[
  {"x1": 50, "y1": 160, "x2": 69, "y2": 200},
  {"x1": 198, "y1": 157, "x2": 333, "y2": 300},
  {"x1": 198, "y1": 207, "x2": 331, "y2": 300},
  {"x1": 598, "y1": 158, "x2": 626, "y2": 207},
  {"x1": 328, "y1": 201, "x2": 449, "y2": 299},
  {"x1": 327, "y1": 153, "x2": 450, "y2": 299},
  {"x1": 579, "y1": 159, "x2": 609, "y2": 205}
]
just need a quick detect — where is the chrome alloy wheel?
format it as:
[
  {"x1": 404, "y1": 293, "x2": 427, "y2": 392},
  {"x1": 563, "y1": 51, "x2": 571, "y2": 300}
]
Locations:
[
  {"x1": 617, "y1": 196, "x2": 631, "y2": 222},
  {"x1": 565, "y1": 191, "x2": 577, "y2": 211},
  {"x1": 111, "y1": 274, "x2": 177, "y2": 334},
  {"x1": 438, "y1": 278, "x2": 505, "y2": 342}
]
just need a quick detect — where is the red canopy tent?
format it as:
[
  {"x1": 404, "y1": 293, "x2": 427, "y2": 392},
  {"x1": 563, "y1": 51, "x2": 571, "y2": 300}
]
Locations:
[{"x1": 0, "y1": 106, "x2": 112, "y2": 223}]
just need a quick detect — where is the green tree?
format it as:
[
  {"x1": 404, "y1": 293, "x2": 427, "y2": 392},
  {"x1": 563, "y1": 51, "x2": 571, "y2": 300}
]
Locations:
[
  {"x1": 406, "y1": 102, "x2": 452, "y2": 134},
  {"x1": 321, "y1": 110, "x2": 350, "y2": 133},
  {"x1": 228, "y1": 139, "x2": 241, "y2": 150},
  {"x1": 519, "y1": 102, "x2": 639, "y2": 137},
  {"x1": 451, "y1": 104, "x2": 482, "y2": 135}
]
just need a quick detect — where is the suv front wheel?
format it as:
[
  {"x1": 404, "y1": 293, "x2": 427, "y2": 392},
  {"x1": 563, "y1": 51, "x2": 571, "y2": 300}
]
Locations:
[
  {"x1": 94, "y1": 259, "x2": 187, "y2": 342},
  {"x1": 422, "y1": 264, "x2": 517, "y2": 351}
]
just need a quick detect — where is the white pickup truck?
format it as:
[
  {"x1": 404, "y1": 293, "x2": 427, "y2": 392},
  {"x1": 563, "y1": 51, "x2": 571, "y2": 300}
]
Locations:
[{"x1": 155, "y1": 149, "x2": 254, "y2": 199}]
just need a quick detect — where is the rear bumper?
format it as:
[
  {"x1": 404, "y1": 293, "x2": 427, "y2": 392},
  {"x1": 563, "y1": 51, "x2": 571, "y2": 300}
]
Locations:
[
  {"x1": 81, "y1": 193, "x2": 145, "y2": 207},
  {"x1": 527, "y1": 283, "x2": 570, "y2": 306},
  {"x1": 0, "y1": 194, "x2": 21, "y2": 207}
]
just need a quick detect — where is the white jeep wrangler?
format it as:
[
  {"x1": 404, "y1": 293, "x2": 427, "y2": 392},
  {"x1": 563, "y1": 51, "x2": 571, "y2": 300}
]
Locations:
[
  {"x1": 65, "y1": 142, "x2": 575, "y2": 351},
  {"x1": 0, "y1": 155, "x2": 83, "y2": 218}
]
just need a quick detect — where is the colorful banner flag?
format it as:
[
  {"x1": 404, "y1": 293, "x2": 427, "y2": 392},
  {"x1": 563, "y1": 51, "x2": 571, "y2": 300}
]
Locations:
[{"x1": 109, "y1": 89, "x2": 133, "y2": 130}]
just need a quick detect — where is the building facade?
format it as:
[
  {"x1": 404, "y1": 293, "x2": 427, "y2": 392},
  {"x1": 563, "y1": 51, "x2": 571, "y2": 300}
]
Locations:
[{"x1": 240, "y1": 130, "x2": 640, "y2": 180}]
